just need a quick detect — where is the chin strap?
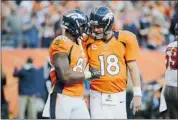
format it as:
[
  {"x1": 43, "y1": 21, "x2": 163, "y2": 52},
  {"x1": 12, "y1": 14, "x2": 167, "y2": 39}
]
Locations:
[
  {"x1": 77, "y1": 36, "x2": 88, "y2": 70},
  {"x1": 92, "y1": 32, "x2": 104, "y2": 40},
  {"x1": 102, "y1": 31, "x2": 114, "y2": 42}
]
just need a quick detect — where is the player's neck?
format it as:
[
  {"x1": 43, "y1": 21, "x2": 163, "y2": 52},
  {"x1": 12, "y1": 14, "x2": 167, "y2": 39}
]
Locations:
[{"x1": 65, "y1": 32, "x2": 77, "y2": 42}]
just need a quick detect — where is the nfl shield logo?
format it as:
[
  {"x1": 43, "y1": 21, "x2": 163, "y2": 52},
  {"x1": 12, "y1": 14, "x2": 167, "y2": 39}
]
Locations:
[{"x1": 108, "y1": 94, "x2": 111, "y2": 100}]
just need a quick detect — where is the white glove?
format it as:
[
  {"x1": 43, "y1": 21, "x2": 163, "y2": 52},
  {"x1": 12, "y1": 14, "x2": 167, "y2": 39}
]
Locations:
[
  {"x1": 84, "y1": 70, "x2": 92, "y2": 79},
  {"x1": 84, "y1": 68, "x2": 101, "y2": 80}
]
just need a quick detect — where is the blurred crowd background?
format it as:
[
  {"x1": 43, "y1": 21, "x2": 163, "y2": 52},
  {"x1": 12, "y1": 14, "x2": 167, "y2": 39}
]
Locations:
[
  {"x1": 1, "y1": 0, "x2": 178, "y2": 119},
  {"x1": 2, "y1": 1, "x2": 177, "y2": 49}
]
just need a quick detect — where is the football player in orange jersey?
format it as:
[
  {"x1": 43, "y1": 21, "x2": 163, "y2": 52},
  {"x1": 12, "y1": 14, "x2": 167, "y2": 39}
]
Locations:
[
  {"x1": 42, "y1": 10, "x2": 100, "y2": 119},
  {"x1": 82, "y1": 6, "x2": 142, "y2": 119}
]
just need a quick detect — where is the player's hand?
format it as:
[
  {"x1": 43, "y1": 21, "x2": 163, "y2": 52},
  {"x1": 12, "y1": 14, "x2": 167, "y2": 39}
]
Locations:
[
  {"x1": 130, "y1": 96, "x2": 142, "y2": 115},
  {"x1": 84, "y1": 66, "x2": 101, "y2": 80},
  {"x1": 89, "y1": 66, "x2": 101, "y2": 79},
  {"x1": 14, "y1": 66, "x2": 18, "y2": 71}
]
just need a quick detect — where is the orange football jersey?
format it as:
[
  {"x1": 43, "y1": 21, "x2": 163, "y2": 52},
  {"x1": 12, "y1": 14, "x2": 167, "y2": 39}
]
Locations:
[
  {"x1": 83, "y1": 30, "x2": 140, "y2": 93},
  {"x1": 49, "y1": 35, "x2": 85, "y2": 97}
]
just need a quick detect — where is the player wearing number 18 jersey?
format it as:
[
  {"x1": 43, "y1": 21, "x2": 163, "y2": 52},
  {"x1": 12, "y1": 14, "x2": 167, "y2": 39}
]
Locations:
[
  {"x1": 86, "y1": 30, "x2": 139, "y2": 93},
  {"x1": 82, "y1": 6, "x2": 142, "y2": 119},
  {"x1": 164, "y1": 23, "x2": 178, "y2": 119}
]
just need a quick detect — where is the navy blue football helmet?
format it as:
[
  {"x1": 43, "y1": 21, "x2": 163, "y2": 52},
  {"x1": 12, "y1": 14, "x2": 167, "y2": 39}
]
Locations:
[
  {"x1": 61, "y1": 10, "x2": 89, "y2": 37},
  {"x1": 89, "y1": 6, "x2": 114, "y2": 40}
]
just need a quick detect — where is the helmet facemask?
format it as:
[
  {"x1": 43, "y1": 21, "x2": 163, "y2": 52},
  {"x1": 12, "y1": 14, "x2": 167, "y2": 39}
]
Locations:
[
  {"x1": 77, "y1": 22, "x2": 90, "y2": 42},
  {"x1": 90, "y1": 24, "x2": 105, "y2": 40},
  {"x1": 90, "y1": 22, "x2": 114, "y2": 40},
  {"x1": 89, "y1": 7, "x2": 114, "y2": 40}
]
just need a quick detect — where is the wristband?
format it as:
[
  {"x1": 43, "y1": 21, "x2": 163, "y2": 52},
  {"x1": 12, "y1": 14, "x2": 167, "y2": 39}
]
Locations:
[
  {"x1": 84, "y1": 70, "x2": 92, "y2": 79},
  {"x1": 133, "y1": 87, "x2": 142, "y2": 96}
]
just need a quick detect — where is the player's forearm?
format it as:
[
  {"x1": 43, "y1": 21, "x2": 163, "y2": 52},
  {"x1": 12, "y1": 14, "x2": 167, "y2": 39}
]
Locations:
[
  {"x1": 13, "y1": 68, "x2": 21, "y2": 77},
  {"x1": 35, "y1": 24, "x2": 43, "y2": 33},
  {"x1": 62, "y1": 68, "x2": 100, "y2": 84},
  {"x1": 53, "y1": 52, "x2": 98, "y2": 84},
  {"x1": 23, "y1": 23, "x2": 33, "y2": 31},
  {"x1": 130, "y1": 68, "x2": 141, "y2": 87},
  {"x1": 127, "y1": 61, "x2": 142, "y2": 97},
  {"x1": 53, "y1": 66, "x2": 84, "y2": 84},
  {"x1": 63, "y1": 70, "x2": 85, "y2": 84},
  {"x1": 127, "y1": 61, "x2": 141, "y2": 87}
]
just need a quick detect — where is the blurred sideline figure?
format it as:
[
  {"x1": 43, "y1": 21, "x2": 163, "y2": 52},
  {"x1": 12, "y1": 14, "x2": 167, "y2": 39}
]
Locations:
[
  {"x1": 1, "y1": 69, "x2": 9, "y2": 119},
  {"x1": 161, "y1": 23, "x2": 178, "y2": 119},
  {"x1": 13, "y1": 57, "x2": 38, "y2": 119},
  {"x1": 42, "y1": 9, "x2": 100, "y2": 119},
  {"x1": 43, "y1": 57, "x2": 52, "y2": 102}
]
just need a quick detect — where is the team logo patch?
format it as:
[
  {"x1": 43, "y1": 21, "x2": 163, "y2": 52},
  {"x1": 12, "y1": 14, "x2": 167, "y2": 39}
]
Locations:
[
  {"x1": 91, "y1": 44, "x2": 98, "y2": 50},
  {"x1": 102, "y1": 12, "x2": 114, "y2": 21},
  {"x1": 66, "y1": 13, "x2": 85, "y2": 21}
]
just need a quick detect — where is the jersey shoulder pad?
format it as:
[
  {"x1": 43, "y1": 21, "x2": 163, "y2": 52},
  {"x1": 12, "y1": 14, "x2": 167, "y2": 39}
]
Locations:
[
  {"x1": 50, "y1": 35, "x2": 73, "y2": 55},
  {"x1": 52, "y1": 35, "x2": 70, "y2": 45},
  {"x1": 118, "y1": 30, "x2": 137, "y2": 43},
  {"x1": 119, "y1": 30, "x2": 136, "y2": 38},
  {"x1": 169, "y1": 41, "x2": 177, "y2": 47}
]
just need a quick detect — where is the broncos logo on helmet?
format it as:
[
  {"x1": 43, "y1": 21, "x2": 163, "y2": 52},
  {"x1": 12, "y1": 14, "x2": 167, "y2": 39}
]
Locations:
[
  {"x1": 66, "y1": 12, "x2": 86, "y2": 21},
  {"x1": 102, "y1": 12, "x2": 114, "y2": 21}
]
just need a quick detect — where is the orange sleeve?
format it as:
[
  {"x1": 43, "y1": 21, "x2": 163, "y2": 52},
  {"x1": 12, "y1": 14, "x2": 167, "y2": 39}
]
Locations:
[
  {"x1": 49, "y1": 35, "x2": 73, "y2": 64},
  {"x1": 119, "y1": 30, "x2": 140, "y2": 61}
]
